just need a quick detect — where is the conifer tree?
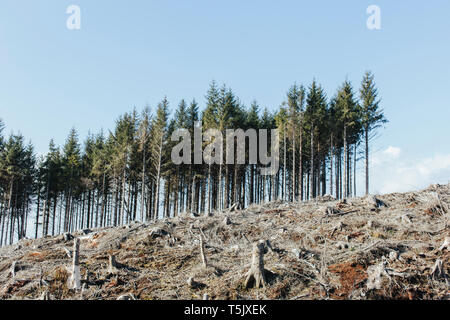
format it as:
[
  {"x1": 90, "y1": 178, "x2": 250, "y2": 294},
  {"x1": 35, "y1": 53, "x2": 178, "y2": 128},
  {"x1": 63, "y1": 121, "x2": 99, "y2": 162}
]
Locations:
[{"x1": 360, "y1": 71, "x2": 387, "y2": 195}]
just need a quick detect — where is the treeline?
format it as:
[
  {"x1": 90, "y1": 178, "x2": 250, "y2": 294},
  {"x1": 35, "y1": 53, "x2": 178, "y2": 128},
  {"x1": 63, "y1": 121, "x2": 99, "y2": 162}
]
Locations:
[{"x1": 0, "y1": 71, "x2": 386, "y2": 246}]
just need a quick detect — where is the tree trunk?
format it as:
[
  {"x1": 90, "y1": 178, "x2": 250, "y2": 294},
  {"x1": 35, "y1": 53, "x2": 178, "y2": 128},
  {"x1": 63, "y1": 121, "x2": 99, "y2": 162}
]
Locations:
[
  {"x1": 365, "y1": 128, "x2": 369, "y2": 195},
  {"x1": 343, "y1": 125, "x2": 347, "y2": 199},
  {"x1": 309, "y1": 128, "x2": 314, "y2": 200}
]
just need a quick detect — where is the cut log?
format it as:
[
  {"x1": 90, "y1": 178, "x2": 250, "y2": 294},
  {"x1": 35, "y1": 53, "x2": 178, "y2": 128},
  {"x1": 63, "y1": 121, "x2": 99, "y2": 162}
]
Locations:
[{"x1": 244, "y1": 240, "x2": 267, "y2": 289}]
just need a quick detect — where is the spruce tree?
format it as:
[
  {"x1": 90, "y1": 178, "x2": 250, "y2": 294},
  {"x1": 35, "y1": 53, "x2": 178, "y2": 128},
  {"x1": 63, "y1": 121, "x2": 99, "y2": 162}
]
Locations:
[{"x1": 360, "y1": 71, "x2": 387, "y2": 195}]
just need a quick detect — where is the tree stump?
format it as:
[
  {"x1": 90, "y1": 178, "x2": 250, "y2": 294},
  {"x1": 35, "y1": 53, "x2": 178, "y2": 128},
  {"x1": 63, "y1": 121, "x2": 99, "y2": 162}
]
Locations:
[
  {"x1": 69, "y1": 238, "x2": 81, "y2": 290},
  {"x1": 187, "y1": 276, "x2": 202, "y2": 289},
  {"x1": 431, "y1": 259, "x2": 447, "y2": 281},
  {"x1": 365, "y1": 195, "x2": 387, "y2": 209},
  {"x1": 9, "y1": 261, "x2": 17, "y2": 278},
  {"x1": 244, "y1": 240, "x2": 267, "y2": 289},
  {"x1": 439, "y1": 237, "x2": 450, "y2": 251},
  {"x1": 108, "y1": 254, "x2": 120, "y2": 274},
  {"x1": 199, "y1": 235, "x2": 208, "y2": 268},
  {"x1": 223, "y1": 216, "x2": 232, "y2": 225}
]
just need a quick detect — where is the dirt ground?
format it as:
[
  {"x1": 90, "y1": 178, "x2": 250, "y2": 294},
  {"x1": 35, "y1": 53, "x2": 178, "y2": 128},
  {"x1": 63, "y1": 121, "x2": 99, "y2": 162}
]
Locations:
[{"x1": 0, "y1": 184, "x2": 449, "y2": 300}]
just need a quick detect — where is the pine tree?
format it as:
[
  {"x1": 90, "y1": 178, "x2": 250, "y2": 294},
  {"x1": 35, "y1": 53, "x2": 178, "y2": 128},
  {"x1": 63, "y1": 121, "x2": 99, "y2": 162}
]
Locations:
[
  {"x1": 305, "y1": 81, "x2": 327, "y2": 199},
  {"x1": 151, "y1": 97, "x2": 169, "y2": 220},
  {"x1": 360, "y1": 71, "x2": 387, "y2": 195}
]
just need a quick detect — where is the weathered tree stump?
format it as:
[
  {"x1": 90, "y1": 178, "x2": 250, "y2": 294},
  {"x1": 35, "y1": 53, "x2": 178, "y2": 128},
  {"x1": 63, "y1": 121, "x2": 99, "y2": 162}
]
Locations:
[
  {"x1": 187, "y1": 276, "x2": 201, "y2": 289},
  {"x1": 244, "y1": 240, "x2": 267, "y2": 289},
  {"x1": 365, "y1": 195, "x2": 388, "y2": 209},
  {"x1": 149, "y1": 227, "x2": 168, "y2": 239},
  {"x1": 199, "y1": 235, "x2": 208, "y2": 268},
  {"x1": 223, "y1": 216, "x2": 232, "y2": 225},
  {"x1": 322, "y1": 206, "x2": 340, "y2": 216},
  {"x1": 9, "y1": 261, "x2": 17, "y2": 278},
  {"x1": 439, "y1": 237, "x2": 450, "y2": 251},
  {"x1": 108, "y1": 254, "x2": 120, "y2": 274},
  {"x1": 366, "y1": 261, "x2": 390, "y2": 290},
  {"x1": 69, "y1": 238, "x2": 81, "y2": 290},
  {"x1": 431, "y1": 259, "x2": 447, "y2": 281}
]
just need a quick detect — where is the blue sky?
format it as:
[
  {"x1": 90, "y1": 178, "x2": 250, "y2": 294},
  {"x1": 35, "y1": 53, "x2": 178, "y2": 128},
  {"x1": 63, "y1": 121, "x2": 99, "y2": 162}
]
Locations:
[{"x1": 1, "y1": 0, "x2": 449, "y2": 194}]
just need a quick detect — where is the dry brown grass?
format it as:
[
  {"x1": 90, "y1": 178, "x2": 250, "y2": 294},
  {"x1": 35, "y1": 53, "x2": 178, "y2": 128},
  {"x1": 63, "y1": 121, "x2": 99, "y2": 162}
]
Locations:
[{"x1": 0, "y1": 183, "x2": 449, "y2": 300}]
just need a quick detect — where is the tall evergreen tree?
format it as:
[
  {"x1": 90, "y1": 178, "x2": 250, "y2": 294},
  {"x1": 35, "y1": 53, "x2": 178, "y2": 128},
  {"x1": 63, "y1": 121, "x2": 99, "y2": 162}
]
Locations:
[{"x1": 360, "y1": 71, "x2": 387, "y2": 195}]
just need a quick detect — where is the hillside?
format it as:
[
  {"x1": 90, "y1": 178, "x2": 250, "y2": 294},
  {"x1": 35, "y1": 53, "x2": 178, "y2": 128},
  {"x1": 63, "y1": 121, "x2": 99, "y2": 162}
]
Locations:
[{"x1": 0, "y1": 184, "x2": 449, "y2": 300}]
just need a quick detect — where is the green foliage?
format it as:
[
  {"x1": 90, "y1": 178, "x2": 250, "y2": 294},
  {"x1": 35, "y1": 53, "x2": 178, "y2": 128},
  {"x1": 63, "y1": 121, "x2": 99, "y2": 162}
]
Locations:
[{"x1": 0, "y1": 74, "x2": 387, "y2": 245}]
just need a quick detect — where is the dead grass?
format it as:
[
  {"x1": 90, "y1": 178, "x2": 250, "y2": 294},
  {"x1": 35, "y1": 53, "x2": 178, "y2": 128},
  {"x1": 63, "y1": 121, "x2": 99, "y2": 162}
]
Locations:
[{"x1": 0, "y1": 183, "x2": 449, "y2": 300}]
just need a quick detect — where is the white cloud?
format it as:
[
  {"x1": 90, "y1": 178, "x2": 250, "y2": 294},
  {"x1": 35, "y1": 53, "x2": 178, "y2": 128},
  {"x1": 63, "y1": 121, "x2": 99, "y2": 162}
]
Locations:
[
  {"x1": 383, "y1": 146, "x2": 401, "y2": 159},
  {"x1": 367, "y1": 147, "x2": 450, "y2": 194}
]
